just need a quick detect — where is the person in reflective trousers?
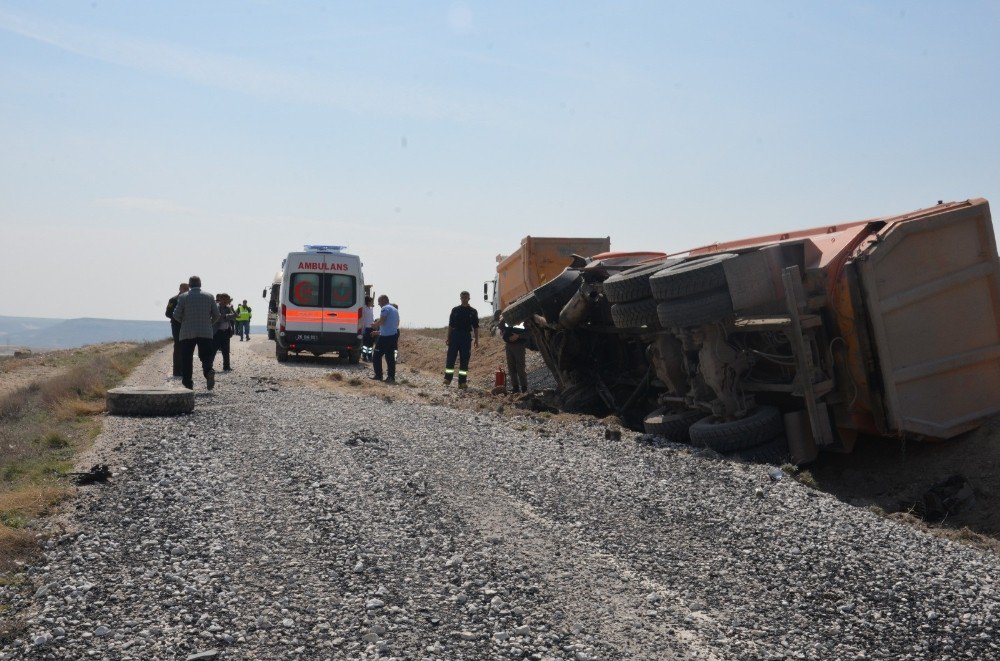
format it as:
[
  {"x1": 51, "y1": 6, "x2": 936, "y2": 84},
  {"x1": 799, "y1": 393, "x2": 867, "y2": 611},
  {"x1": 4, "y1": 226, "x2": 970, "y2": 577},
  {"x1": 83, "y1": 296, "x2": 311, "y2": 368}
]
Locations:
[{"x1": 443, "y1": 291, "x2": 479, "y2": 389}]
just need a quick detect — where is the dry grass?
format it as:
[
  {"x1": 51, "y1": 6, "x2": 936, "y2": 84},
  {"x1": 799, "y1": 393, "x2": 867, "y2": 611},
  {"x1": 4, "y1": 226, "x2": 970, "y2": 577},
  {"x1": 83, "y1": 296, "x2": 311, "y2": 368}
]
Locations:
[{"x1": 0, "y1": 340, "x2": 168, "y2": 575}]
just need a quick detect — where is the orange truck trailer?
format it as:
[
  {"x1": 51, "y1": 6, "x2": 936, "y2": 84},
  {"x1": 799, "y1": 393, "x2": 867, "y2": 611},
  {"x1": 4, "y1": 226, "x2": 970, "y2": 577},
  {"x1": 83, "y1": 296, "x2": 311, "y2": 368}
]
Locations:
[{"x1": 501, "y1": 199, "x2": 1000, "y2": 463}]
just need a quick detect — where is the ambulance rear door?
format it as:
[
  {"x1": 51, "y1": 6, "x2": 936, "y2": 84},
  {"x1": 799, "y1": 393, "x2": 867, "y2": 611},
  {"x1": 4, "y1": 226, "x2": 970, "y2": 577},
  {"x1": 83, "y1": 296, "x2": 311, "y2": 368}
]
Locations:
[
  {"x1": 322, "y1": 256, "x2": 361, "y2": 338},
  {"x1": 284, "y1": 255, "x2": 326, "y2": 342}
]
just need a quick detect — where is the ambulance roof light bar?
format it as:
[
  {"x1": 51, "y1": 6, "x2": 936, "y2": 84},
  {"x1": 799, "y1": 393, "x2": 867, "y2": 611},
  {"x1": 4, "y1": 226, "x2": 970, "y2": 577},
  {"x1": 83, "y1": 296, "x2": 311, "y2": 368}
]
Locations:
[{"x1": 304, "y1": 245, "x2": 347, "y2": 253}]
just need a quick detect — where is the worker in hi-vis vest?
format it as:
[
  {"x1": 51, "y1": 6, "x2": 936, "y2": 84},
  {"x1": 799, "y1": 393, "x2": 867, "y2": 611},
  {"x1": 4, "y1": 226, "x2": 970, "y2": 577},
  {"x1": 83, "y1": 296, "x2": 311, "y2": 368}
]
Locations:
[
  {"x1": 235, "y1": 300, "x2": 253, "y2": 341},
  {"x1": 444, "y1": 291, "x2": 479, "y2": 389}
]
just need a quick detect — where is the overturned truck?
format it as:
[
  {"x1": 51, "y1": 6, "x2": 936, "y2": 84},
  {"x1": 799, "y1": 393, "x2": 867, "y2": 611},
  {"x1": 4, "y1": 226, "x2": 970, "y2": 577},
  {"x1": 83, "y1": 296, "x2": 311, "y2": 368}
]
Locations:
[{"x1": 502, "y1": 199, "x2": 1000, "y2": 463}]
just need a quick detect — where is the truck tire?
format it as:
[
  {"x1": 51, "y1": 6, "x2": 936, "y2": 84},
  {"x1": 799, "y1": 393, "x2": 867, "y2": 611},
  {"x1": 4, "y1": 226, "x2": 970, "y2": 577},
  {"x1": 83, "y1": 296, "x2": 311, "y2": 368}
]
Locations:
[
  {"x1": 603, "y1": 259, "x2": 680, "y2": 304},
  {"x1": 267, "y1": 329, "x2": 275, "y2": 340},
  {"x1": 688, "y1": 405, "x2": 783, "y2": 453},
  {"x1": 106, "y1": 387, "x2": 194, "y2": 417},
  {"x1": 276, "y1": 343, "x2": 289, "y2": 362},
  {"x1": 348, "y1": 347, "x2": 361, "y2": 365},
  {"x1": 733, "y1": 435, "x2": 790, "y2": 464},
  {"x1": 501, "y1": 292, "x2": 541, "y2": 326},
  {"x1": 610, "y1": 298, "x2": 660, "y2": 329},
  {"x1": 642, "y1": 408, "x2": 706, "y2": 443},
  {"x1": 649, "y1": 254, "x2": 737, "y2": 301},
  {"x1": 656, "y1": 290, "x2": 733, "y2": 328}
]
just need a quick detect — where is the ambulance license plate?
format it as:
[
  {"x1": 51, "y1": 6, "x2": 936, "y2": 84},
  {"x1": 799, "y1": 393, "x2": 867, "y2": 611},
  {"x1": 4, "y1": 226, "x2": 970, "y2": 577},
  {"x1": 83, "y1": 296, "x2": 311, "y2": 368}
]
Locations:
[{"x1": 297, "y1": 333, "x2": 319, "y2": 342}]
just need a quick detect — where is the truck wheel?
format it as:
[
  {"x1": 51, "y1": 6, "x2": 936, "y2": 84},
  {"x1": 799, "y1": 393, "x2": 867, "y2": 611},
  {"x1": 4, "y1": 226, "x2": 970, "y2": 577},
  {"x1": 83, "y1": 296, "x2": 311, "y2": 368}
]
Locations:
[
  {"x1": 107, "y1": 387, "x2": 194, "y2": 417},
  {"x1": 276, "y1": 343, "x2": 289, "y2": 362},
  {"x1": 603, "y1": 259, "x2": 680, "y2": 304},
  {"x1": 267, "y1": 329, "x2": 275, "y2": 340},
  {"x1": 502, "y1": 292, "x2": 541, "y2": 326},
  {"x1": 610, "y1": 298, "x2": 660, "y2": 329},
  {"x1": 688, "y1": 405, "x2": 783, "y2": 453},
  {"x1": 649, "y1": 254, "x2": 737, "y2": 301},
  {"x1": 642, "y1": 408, "x2": 706, "y2": 443},
  {"x1": 656, "y1": 290, "x2": 733, "y2": 328},
  {"x1": 348, "y1": 347, "x2": 361, "y2": 365},
  {"x1": 733, "y1": 435, "x2": 790, "y2": 464}
]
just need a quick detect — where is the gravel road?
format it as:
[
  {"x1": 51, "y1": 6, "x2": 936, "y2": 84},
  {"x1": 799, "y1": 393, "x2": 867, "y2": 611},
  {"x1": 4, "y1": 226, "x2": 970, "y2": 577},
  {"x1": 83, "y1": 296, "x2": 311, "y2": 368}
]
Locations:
[{"x1": 3, "y1": 338, "x2": 999, "y2": 660}]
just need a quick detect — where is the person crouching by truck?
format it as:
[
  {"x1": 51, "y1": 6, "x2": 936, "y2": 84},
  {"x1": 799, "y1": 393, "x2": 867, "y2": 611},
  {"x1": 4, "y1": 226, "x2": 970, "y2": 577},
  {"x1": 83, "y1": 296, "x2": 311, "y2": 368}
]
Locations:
[
  {"x1": 501, "y1": 320, "x2": 530, "y2": 393},
  {"x1": 444, "y1": 291, "x2": 479, "y2": 389}
]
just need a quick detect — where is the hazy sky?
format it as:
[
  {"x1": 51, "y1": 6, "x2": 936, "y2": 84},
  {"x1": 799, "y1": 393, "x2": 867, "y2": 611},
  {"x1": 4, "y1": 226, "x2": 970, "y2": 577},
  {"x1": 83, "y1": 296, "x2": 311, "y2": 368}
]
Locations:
[{"x1": 2, "y1": 1, "x2": 998, "y2": 327}]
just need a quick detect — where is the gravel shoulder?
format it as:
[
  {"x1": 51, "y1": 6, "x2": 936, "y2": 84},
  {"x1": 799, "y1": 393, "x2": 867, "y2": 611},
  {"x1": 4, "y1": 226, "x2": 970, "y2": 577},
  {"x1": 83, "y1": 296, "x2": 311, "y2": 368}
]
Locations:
[{"x1": 2, "y1": 337, "x2": 999, "y2": 659}]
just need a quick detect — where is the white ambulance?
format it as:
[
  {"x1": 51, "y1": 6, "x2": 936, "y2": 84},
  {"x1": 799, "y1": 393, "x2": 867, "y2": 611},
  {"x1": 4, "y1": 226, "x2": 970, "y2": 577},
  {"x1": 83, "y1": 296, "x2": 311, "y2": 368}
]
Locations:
[{"x1": 274, "y1": 245, "x2": 365, "y2": 363}]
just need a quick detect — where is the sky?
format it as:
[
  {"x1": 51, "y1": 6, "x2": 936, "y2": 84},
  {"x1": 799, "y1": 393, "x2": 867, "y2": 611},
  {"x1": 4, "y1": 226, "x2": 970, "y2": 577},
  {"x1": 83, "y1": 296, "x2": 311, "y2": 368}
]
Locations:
[{"x1": 1, "y1": 1, "x2": 998, "y2": 327}]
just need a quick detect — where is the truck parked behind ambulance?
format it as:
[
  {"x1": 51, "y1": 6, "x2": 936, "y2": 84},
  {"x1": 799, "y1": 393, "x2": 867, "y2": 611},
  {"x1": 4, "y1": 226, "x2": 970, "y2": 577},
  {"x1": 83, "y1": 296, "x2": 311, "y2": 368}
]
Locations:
[{"x1": 274, "y1": 245, "x2": 365, "y2": 363}]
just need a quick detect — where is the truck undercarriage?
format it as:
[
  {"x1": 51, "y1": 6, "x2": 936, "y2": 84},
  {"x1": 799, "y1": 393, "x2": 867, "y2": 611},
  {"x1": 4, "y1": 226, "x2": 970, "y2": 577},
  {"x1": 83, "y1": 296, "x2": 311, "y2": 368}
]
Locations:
[{"x1": 501, "y1": 200, "x2": 1000, "y2": 463}]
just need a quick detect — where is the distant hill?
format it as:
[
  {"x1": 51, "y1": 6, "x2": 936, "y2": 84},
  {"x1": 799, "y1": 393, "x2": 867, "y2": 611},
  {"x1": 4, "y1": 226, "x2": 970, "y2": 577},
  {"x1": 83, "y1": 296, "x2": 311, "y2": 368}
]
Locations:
[{"x1": 0, "y1": 316, "x2": 266, "y2": 350}]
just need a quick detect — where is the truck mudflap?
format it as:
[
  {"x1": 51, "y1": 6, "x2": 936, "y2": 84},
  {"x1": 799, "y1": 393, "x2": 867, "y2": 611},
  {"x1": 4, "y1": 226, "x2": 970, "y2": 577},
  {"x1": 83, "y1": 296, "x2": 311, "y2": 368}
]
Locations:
[{"x1": 857, "y1": 199, "x2": 1000, "y2": 438}]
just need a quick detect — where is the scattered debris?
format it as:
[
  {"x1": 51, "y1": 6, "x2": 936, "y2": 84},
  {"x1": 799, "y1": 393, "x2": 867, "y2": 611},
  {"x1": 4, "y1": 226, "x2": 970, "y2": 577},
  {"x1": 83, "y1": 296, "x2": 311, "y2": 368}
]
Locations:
[
  {"x1": 914, "y1": 474, "x2": 976, "y2": 522},
  {"x1": 68, "y1": 464, "x2": 112, "y2": 486}
]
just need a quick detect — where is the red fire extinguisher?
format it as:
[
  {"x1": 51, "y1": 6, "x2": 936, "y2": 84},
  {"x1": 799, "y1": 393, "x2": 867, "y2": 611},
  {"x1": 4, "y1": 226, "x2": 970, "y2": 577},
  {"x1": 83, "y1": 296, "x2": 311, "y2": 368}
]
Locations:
[{"x1": 495, "y1": 365, "x2": 506, "y2": 389}]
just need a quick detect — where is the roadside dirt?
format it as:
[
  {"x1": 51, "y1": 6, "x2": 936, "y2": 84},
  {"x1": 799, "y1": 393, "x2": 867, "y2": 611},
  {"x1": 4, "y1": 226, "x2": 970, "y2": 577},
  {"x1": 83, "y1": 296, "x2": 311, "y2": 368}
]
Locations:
[{"x1": 328, "y1": 327, "x2": 1000, "y2": 548}]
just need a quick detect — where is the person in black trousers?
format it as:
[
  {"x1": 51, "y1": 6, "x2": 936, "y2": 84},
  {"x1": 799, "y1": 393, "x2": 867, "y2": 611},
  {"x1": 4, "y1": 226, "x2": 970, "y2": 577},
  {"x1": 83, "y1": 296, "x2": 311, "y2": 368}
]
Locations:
[
  {"x1": 444, "y1": 291, "x2": 479, "y2": 389},
  {"x1": 212, "y1": 294, "x2": 237, "y2": 371},
  {"x1": 165, "y1": 282, "x2": 189, "y2": 378}
]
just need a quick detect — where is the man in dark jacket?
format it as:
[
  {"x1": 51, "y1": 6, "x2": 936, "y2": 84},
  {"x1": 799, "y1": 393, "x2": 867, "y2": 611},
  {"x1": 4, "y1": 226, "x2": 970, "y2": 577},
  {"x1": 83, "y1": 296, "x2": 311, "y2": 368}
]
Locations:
[
  {"x1": 172, "y1": 276, "x2": 221, "y2": 391},
  {"x1": 165, "y1": 282, "x2": 189, "y2": 378},
  {"x1": 501, "y1": 321, "x2": 530, "y2": 393},
  {"x1": 444, "y1": 291, "x2": 479, "y2": 389}
]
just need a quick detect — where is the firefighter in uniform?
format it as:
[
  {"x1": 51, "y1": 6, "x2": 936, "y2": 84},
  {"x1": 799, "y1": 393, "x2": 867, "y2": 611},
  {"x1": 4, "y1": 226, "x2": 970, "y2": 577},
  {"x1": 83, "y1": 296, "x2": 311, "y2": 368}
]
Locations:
[{"x1": 444, "y1": 291, "x2": 479, "y2": 388}]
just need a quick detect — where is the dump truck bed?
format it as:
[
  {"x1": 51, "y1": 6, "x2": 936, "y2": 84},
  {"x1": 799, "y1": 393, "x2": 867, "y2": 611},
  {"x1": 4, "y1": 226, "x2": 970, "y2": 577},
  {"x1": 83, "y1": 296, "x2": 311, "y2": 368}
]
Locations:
[{"x1": 496, "y1": 236, "x2": 610, "y2": 309}]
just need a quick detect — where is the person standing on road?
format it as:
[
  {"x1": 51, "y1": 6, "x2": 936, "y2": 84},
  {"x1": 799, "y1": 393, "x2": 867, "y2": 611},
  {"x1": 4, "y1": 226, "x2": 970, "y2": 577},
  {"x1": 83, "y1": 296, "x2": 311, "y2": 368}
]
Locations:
[
  {"x1": 371, "y1": 294, "x2": 399, "y2": 383},
  {"x1": 165, "y1": 282, "x2": 190, "y2": 378},
  {"x1": 360, "y1": 296, "x2": 376, "y2": 362},
  {"x1": 213, "y1": 294, "x2": 237, "y2": 372},
  {"x1": 172, "y1": 276, "x2": 221, "y2": 391},
  {"x1": 235, "y1": 300, "x2": 253, "y2": 341},
  {"x1": 444, "y1": 291, "x2": 479, "y2": 389},
  {"x1": 501, "y1": 320, "x2": 530, "y2": 394}
]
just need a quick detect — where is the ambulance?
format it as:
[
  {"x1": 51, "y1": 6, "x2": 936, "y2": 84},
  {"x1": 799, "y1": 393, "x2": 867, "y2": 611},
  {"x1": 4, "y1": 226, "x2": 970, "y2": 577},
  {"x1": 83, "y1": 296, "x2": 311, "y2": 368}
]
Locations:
[{"x1": 274, "y1": 245, "x2": 365, "y2": 363}]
